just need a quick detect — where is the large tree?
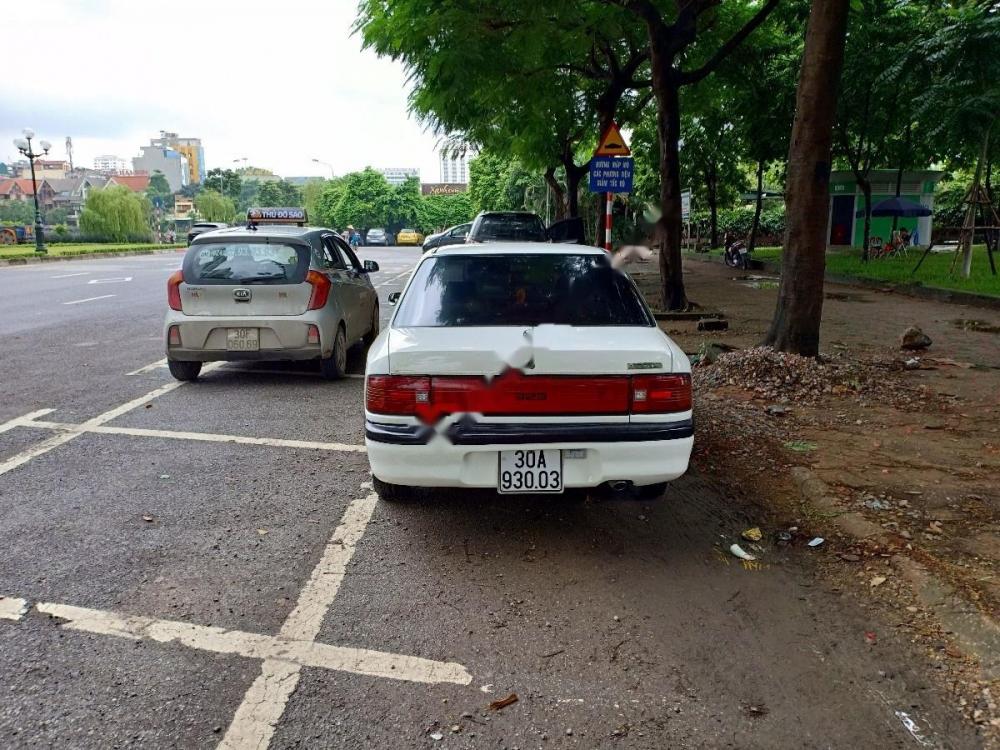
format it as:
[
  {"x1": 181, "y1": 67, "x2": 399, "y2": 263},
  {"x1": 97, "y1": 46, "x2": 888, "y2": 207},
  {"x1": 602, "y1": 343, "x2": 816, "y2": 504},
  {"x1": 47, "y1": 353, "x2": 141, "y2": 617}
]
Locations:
[
  {"x1": 194, "y1": 190, "x2": 237, "y2": 222},
  {"x1": 79, "y1": 186, "x2": 152, "y2": 242},
  {"x1": 204, "y1": 168, "x2": 243, "y2": 204},
  {"x1": 613, "y1": 0, "x2": 781, "y2": 310},
  {"x1": 764, "y1": 0, "x2": 849, "y2": 355}
]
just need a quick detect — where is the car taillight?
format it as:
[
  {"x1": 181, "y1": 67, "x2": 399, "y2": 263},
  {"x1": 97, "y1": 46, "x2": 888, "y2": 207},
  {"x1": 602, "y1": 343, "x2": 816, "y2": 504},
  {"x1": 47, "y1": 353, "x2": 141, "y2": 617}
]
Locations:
[
  {"x1": 306, "y1": 324, "x2": 320, "y2": 345},
  {"x1": 630, "y1": 374, "x2": 692, "y2": 414},
  {"x1": 167, "y1": 270, "x2": 184, "y2": 311},
  {"x1": 367, "y1": 375, "x2": 431, "y2": 415},
  {"x1": 168, "y1": 325, "x2": 181, "y2": 346},
  {"x1": 366, "y1": 371, "x2": 695, "y2": 422},
  {"x1": 306, "y1": 270, "x2": 331, "y2": 310}
]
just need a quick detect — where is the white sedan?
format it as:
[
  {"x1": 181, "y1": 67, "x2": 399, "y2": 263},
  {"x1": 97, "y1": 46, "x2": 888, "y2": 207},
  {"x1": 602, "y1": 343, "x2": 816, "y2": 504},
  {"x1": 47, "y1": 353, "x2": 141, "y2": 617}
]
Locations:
[{"x1": 363, "y1": 243, "x2": 693, "y2": 501}]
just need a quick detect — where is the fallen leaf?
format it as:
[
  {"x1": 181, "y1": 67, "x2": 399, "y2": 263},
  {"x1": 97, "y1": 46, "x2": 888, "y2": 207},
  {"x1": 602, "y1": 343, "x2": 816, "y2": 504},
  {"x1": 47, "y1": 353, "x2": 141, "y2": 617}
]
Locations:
[{"x1": 488, "y1": 693, "x2": 518, "y2": 711}]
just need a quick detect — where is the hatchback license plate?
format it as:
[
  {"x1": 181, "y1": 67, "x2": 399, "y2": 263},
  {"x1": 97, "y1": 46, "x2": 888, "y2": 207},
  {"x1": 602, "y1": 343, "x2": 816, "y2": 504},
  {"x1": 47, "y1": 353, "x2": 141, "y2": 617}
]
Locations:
[
  {"x1": 226, "y1": 328, "x2": 259, "y2": 351},
  {"x1": 498, "y1": 449, "x2": 562, "y2": 494}
]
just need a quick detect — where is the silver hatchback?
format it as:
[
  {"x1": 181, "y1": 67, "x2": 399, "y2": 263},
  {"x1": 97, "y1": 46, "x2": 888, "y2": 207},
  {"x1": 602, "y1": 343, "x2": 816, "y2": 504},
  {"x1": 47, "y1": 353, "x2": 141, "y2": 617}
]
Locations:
[{"x1": 164, "y1": 218, "x2": 380, "y2": 381}]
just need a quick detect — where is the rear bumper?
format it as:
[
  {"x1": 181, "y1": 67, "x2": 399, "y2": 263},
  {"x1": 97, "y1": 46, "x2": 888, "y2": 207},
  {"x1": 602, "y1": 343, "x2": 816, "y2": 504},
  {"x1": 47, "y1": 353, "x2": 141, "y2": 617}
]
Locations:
[
  {"x1": 365, "y1": 418, "x2": 693, "y2": 488},
  {"x1": 164, "y1": 312, "x2": 334, "y2": 362}
]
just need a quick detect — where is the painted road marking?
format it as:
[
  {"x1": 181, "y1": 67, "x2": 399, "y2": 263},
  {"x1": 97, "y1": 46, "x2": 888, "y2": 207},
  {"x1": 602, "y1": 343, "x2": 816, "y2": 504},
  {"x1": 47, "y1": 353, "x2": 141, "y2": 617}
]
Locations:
[
  {"x1": 50, "y1": 272, "x2": 90, "y2": 279},
  {"x1": 22, "y1": 418, "x2": 366, "y2": 454},
  {"x1": 127, "y1": 358, "x2": 167, "y2": 376},
  {"x1": 0, "y1": 409, "x2": 55, "y2": 436},
  {"x1": 19, "y1": 599, "x2": 468, "y2": 685},
  {"x1": 87, "y1": 276, "x2": 133, "y2": 284},
  {"x1": 220, "y1": 487, "x2": 398, "y2": 749},
  {"x1": 0, "y1": 597, "x2": 28, "y2": 621},
  {"x1": 0, "y1": 363, "x2": 222, "y2": 478},
  {"x1": 63, "y1": 294, "x2": 115, "y2": 305}
]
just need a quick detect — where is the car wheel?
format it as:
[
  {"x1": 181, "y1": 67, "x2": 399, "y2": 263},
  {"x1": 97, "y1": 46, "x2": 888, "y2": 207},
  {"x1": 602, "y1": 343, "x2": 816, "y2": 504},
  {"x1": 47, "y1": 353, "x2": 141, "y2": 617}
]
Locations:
[
  {"x1": 363, "y1": 303, "x2": 380, "y2": 347},
  {"x1": 373, "y1": 476, "x2": 418, "y2": 502},
  {"x1": 320, "y1": 325, "x2": 348, "y2": 380},
  {"x1": 634, "y1": 482, "x2": 668, "y2": 500},
  {"x1": 167, "y1": 359, "x2": 202, "y2": 382}
]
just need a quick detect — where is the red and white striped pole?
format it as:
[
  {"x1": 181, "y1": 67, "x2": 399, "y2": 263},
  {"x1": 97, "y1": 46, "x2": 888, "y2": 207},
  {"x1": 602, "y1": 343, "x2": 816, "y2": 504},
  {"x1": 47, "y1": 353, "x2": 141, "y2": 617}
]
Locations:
[{"x1": 604, "y1": 191, "x2": 613, "y2": 252}]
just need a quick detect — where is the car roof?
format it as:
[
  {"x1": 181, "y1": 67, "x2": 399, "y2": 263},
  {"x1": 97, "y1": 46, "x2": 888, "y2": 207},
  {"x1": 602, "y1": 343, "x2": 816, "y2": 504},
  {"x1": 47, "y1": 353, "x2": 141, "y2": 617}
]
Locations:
[
  {"x1": 191, "y1": 225, "x2": 330, "y2": 243},
  {"x1": 476, "y1": 211, "x2": 540, "y2": 218},
  {"x1": 430, "y1": 242, "x2": 607, "y2": 256}
]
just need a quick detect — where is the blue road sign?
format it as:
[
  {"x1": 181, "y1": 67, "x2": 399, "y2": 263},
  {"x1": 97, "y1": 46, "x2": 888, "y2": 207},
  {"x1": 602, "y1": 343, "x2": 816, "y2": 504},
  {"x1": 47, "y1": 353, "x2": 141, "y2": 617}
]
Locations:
[{"x1": 589, "y1": 156, "x2": 634, "y2": 193}]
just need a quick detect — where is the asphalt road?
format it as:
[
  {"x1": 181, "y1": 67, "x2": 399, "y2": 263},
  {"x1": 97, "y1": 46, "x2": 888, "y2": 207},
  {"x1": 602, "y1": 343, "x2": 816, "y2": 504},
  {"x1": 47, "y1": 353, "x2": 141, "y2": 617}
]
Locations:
[{"x1": 0, "y1": 247, "x2": 979, "y2": 749}]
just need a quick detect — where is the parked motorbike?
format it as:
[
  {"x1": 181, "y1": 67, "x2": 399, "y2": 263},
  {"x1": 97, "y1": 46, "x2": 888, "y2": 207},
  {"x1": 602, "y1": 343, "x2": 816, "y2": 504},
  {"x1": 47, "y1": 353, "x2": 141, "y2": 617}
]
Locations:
[{"x1": 723, "y1": 237, "x2": 750, "y2": 270}]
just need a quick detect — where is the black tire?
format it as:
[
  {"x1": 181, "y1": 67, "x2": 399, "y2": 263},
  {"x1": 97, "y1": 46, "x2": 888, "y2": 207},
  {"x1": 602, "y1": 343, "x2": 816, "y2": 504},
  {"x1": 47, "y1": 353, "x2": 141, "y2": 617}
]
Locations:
[
  {"x1": 635, "y1": 482, "x2": 668, "y2": 500},
  {"x1": 167, "y1": 359, "x2": 202, "y2": 381},
  {"x1": 320, "y1": 325, "x2": 348, "y2": 380},
  {"x1": 723, "y1": 251, "x2": 739, "y2": 268},
  {"x1": 373, "y1": 476, "x2": 418, "y2": 502},
  {"x1": 362, "y1": 302, "x2": 380, "y2": 348}
]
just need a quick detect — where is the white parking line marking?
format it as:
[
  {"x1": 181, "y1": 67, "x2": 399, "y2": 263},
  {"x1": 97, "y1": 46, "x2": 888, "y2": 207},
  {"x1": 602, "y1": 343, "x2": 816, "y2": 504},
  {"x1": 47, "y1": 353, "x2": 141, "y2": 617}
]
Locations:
[
  {"x1": 0, "y1": 409, "x2": 55, "y2": 436},
  {"x1": 220, "y1": 488, "x2": 404, "y2": 749},
  {"x1": 127, "y1": 358, "x2": 167, "y2": 376},
  {"x1": 0, "y1": 597, "x2": 28, "y2": 621},
  {"x1": 26, "y1": 599, "x2": 469, "y2": 685},
  {"x1": 63, "y1": 294, "x2": 115, "y2": 305},
  {"x1": 0, "y1": 363, "x2": 222, "y2": 478},
  {"x1": 23, "y1": 419, "x2": 366, "y2": 454},
  {"x1": 50, "y1": 272, "x2": 89, "y2": 279},
  {"x1": 87, "y1": 276, "x2": 133, "y2": 284}
]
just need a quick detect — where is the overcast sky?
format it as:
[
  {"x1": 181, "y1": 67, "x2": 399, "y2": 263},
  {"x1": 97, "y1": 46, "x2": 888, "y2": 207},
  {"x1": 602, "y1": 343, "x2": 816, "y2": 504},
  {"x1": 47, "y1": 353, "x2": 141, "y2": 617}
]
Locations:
[{"x1": 0, "y1": 0, "x2": 444, "y2": 181}]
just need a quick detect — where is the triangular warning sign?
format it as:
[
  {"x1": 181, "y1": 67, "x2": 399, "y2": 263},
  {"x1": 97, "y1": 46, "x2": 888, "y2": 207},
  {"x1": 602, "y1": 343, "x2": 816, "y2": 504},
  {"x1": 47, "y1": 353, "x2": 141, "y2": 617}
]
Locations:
[{"x1": 594, "y1": 122, "x2": 631, "y2": 156}]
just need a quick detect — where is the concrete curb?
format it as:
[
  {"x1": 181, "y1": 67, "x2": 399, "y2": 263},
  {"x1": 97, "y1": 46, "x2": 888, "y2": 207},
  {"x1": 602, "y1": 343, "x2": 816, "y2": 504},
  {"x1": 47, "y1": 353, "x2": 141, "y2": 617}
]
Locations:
[
  {"x1": 683, "y1": 252, "x2": 1000, "y2": 311},
  {"x1": 0, "y1": 247, "x2": 185, "y2": 266},
  {"x1": 790, "y1": 466, "x2": 1000, "y2": 679}
]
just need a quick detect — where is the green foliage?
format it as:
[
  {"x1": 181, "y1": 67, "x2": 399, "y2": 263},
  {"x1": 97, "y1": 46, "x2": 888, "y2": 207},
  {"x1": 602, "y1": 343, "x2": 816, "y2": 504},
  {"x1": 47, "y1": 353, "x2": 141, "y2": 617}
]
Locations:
[
  {"x1": 78, "y1": 186, "x2": 152, "y2": 242},
  {"x1": 468, "y1": 152, "x2": 542, "y2": 214},
  {"x1": 418, "y1": 192, "x2": 472, "y2": 233},
  {"x1": 256, "y1": 180, "x2": 302, "y2": 208},
  {"x1": 0, "y1": 200, "x2": 35, "y2": 225},
  {"x1": 313, "y1": 179, "x2": 346, "y2": 228},
  {"x1": 194, "y1": 190, "x2": 237, "y2": 222},
  {"x1": 332, "y1": 168, "x2": 393, "y2": 229},
  {"x1": 383, "y1": 177, "x2": 422, "y2": 231},
  {"x1": 146, "y1": 171, "x2": 173, "y2": 211},
  {"x1": 204, "y1": 169, "x2": 242, "y2": 203},
  {"x1": 301, "y1": 179, "x2": 328, "y2": 225},
  {"x1": 690, "y1": 204, "x2": 786, "y2": 238},
  {"x1": 53, "y1": 224, "x2": 69, "y2": 238},
  {"x1": 44, "y1": 207, "x2": 70, "y2": 225}
]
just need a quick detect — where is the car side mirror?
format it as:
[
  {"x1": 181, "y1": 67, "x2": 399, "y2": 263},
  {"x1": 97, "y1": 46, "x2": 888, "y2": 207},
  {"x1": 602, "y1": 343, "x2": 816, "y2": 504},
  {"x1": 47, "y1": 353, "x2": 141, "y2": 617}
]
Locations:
[
  {"x1": 388, "y1": 291, "x2": 401, "y2": 305},
  {"x1": 363, "y1": 259, "x2": 379, "y2": 273}
]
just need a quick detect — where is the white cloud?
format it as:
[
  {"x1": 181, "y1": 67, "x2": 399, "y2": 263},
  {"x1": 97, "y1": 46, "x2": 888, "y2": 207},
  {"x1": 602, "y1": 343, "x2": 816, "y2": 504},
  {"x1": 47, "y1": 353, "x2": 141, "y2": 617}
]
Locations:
[{"x1": 0, "y1": 0, "x2": 446, "y2": 181}]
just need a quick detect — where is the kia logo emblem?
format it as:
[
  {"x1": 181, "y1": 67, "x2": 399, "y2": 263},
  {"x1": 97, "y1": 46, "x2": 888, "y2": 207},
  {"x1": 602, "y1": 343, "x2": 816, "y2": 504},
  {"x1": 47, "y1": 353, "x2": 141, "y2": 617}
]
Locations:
[{"x1": 234, "y1": 288, "x2": 252, "y2": 301}]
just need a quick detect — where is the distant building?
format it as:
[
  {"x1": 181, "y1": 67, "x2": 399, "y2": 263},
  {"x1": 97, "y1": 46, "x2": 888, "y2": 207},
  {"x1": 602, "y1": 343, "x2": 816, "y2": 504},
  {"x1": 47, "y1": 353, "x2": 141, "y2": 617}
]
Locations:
[
  {"x1": 173, "y1": 196, "x2": 195, "y2": 219},
  {"x1": 827, "y1": 170, "x2": 944, "y2": 247},
  {"x1": 169, "y1": 136, "x2": 205, "y2": 185},
  {"x1": 0, "y1": 178, "x2": 56, "y2": 208},
  {"x1": 380, "y1": 167, "x2": 419, "y2": 186},
  {"x1": 48, "y1": 176, "x2": 108, "y2": 226},
  {"x1": 133, "y1": 136, "x2": 188, "y2": 192},
  {"x1": 33, "y1": 160, "x2": 71, "y2": 180},
  {"x1": 439, "y1": 147, "x2": 476, "y2": 184},
  {"x1": 93, "y1": 155, "x2": 130, "y2": 174},
  {"x1": 238, "y1": 167, "x2": 282, "y2": 183},
  {"x1": 106, "y1": 174, "x2": 152, "y2": 193}
]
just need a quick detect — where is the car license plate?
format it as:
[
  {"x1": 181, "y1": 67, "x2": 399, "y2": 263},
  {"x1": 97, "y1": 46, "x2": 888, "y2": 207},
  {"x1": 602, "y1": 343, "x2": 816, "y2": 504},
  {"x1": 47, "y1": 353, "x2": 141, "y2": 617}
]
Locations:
[
  {"x1": 498, "y1": 449, "x2": 562, "y2": 494},
  {"x1": 226, "y1": 328, "x2": 259, "y2": 351}
]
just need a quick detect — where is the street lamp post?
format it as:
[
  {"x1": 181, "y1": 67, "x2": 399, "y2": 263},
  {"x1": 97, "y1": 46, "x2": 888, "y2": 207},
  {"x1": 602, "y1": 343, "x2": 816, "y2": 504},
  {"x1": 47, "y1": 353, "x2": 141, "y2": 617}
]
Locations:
[
  {"x1": 13, "y1": 128, "x2": 51, "y2": 254},
  {"x1": 311, "y1": 158, "x2": 335, "y2": 179}
]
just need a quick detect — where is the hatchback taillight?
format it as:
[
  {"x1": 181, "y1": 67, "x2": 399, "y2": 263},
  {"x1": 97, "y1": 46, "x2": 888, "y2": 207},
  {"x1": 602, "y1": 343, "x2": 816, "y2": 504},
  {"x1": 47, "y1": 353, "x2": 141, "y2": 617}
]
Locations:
[
  {"x1": 167, "y1": 270, "x2": 183, "y2": 311},
  {"x1": 306, "y1": 270, "x2": 331, "y2": 310},
  {"x1": 630, "y1": 374, "x2": 692, "y2": 414}
]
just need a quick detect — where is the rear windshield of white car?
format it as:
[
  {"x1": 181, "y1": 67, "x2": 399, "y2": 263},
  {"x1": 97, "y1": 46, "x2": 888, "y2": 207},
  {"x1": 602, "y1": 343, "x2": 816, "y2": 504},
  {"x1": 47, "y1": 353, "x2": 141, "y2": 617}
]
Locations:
[
  {"x1": 184, "y1": 242, "x2": 310, "y2": 284},
  {"x1": 393, "y1": 254, "x2": 653, "y2": 327}
]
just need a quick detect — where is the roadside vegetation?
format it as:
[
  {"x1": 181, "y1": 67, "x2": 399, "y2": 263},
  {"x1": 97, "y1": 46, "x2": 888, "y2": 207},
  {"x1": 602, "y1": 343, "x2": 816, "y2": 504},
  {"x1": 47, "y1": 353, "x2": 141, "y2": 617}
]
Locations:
[{"x1": 0, "y1": 243, "x2": 183, "y2": 261}]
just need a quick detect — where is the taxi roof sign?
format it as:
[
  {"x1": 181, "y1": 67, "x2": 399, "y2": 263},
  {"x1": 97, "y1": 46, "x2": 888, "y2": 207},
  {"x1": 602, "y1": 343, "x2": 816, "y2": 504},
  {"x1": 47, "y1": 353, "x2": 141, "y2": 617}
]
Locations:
[
  {"x1": 247, "y1": 207, "x2": 308, "y2": 226},
  {"x1": 594, "y1": 122, "x2": 631, "y2": 157}
]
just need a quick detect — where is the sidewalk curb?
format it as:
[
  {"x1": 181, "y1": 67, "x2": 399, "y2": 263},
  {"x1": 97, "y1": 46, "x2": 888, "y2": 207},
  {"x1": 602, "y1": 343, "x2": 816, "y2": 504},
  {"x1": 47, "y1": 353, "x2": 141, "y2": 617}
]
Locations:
[
  {"x1": 683, "y1": 252, "x2": 1000, "y2": 311},
  {"x1": 0, "y1": 247, "x2": 185, "y2": 266},
  {"x1": 790, "y1": 466, "x2": 1000, "y2": 679}
]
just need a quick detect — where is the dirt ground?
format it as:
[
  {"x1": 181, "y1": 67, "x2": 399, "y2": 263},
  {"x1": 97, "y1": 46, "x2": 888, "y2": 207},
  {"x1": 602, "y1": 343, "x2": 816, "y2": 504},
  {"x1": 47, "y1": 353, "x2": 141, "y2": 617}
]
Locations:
[{"x1": 629, "y1": 254, "x2": 1000, "y2": 741}]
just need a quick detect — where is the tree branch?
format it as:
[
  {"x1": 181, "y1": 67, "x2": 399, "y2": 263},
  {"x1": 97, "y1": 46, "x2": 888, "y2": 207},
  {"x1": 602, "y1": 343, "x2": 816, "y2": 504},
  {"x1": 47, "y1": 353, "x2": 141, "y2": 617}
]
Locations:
[{"x1": 678, "y1": 0, "x2": 781, "y2": 85}]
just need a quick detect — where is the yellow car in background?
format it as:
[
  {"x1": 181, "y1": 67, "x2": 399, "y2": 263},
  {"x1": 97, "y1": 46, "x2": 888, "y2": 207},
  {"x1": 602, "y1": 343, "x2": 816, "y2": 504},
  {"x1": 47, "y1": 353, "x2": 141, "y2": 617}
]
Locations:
[{"x1": 395, "y1": 228, "x2": 424, "y2": 246}]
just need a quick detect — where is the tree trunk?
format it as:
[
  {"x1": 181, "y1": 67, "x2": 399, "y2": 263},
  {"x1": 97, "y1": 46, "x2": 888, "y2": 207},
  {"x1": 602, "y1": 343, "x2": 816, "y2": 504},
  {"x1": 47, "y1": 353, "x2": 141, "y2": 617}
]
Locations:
[
  {"x1": 748, "y1": 158, "x2": 765, "y2": 253},
  {"x1": 649, "y1": 37, "x2": 687, "y2": 310},
  {"x1": 860, "y1": 178, "x2": 872, "y2": 258},
  {"x1": 565, "y1": 161, "x2": 583, "y2": 219},
  {"x1": 707, "y1": 163, "x2": 719, "y2": 248},
  {"x1": 544, "y1": 167, "x2": 567, "y2": 221},
  {"x1": 764, "y1": 0, "x2": 849, "y2": 356}
]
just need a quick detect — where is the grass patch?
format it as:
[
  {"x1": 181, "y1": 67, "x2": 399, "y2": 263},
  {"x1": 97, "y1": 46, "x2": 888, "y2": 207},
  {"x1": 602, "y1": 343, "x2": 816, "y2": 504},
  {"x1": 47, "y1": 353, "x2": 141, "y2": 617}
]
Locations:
[
  {"x1": 824, "y1": 247, "x2": 999, "y2": 298},
  {"x1": 0, "y1": 243, "x2": 183, "y2": 260}
]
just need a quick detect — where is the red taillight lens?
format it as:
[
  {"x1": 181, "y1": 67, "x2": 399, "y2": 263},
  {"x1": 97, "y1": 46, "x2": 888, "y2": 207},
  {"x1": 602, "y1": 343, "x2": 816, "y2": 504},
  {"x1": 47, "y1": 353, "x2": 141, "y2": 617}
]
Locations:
[
  {"x1": 306, "y1": 324, "x2": 320, "y2": 344},
  {"x1": 306, "y1": 270, "x2": 331, "y2": 310},
  {"x1": 630, "y1": 374, "x2": 692, "y2": 414},
  {"x1": 167, "y1": 270, "x2": 183, "y2": 311},
  {"x1": 367, "y1": 375, "x2": 431, "y2": 415}
]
